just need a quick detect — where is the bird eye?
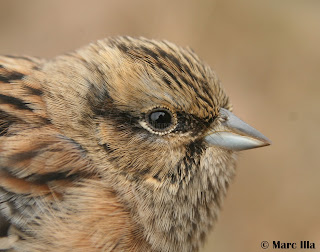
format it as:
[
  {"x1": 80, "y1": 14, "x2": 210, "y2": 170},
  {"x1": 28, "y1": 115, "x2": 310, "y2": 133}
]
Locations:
[{"x1": 145, "y1": 108, "x2": 176, "y2": 133}]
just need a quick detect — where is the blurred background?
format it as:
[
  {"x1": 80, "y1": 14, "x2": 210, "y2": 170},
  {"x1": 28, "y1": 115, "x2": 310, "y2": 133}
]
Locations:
[{"x1": 1, "y1": 0, "x2": 319, "y2": 251}]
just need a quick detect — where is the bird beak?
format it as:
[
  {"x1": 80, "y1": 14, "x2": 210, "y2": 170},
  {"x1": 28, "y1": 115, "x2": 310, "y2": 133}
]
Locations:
[{"x1": 205, "y1": 108, "x2": 271, "y2": 151}]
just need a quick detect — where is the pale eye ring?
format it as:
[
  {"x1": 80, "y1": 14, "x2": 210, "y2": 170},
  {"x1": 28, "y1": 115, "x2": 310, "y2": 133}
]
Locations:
[{"x1": 144, "y1": 107, "x2": 176, "y2": 134}]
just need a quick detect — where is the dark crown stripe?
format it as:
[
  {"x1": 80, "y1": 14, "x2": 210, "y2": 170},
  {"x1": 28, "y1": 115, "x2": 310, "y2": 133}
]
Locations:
[
  {"x1": 140, "y1": 46, "x2": 159, "y2": 60},
  {"x1": 157, "y1": 48, "x2": 181, "y2": 68},
  {"x1": 158, "y1": 63, "x2": 183, "y2": 89}
]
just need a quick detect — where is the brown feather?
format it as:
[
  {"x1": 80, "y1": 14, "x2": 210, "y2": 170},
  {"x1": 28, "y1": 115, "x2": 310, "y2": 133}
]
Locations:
[{"x1": 0, "y1": 37, "x2": 237, "y2": 252}]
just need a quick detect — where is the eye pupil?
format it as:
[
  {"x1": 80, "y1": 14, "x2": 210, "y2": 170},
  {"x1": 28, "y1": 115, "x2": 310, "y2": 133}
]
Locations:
[
  {"x1": 150, "y1": 111, "x2": 166, "y2": 122},
  {"x1": 147, "y1": 109, "x2": 173, "y2": 130}
]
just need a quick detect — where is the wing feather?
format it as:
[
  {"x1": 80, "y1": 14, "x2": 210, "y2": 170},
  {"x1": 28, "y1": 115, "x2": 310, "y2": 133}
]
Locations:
[{"x1": 0, "y1": 56, "x2": 92, "y2": 243}]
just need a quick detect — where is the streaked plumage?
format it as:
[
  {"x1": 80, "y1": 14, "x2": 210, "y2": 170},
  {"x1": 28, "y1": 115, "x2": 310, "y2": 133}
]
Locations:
[{"x1": 0, "y1": 37, "x2": 270, "y2": 251}]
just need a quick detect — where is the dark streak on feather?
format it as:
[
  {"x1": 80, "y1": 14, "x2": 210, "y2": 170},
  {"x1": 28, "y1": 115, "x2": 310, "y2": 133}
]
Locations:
[
  {"x1": 117, "y1": 43, "x2": 129, "y2": 53},
  {"x1": 102, "y1": 143, "x2": 115, "y2": 153},
  {"x1": 138, "y1": 166, "x2": 151, "y2": 176},
  {"x1": 3, "y1": 55, "x2": 35, "y2": 62},
  {"x1": 0, "y1": 214, "x2": 9, "y2": 236},
  {"x1": 162, "y1": 76, "x2": 171, "y2": 86},
  {"x1": 170, "y1": 174, "x2": 177, "y2": 184},
  {"x1": 10, "y1": 149, "x2": 41, "y2": 163},
  {"x1": 0, "y1": 72, "x2": 24, "y2": 83},
  {"x1": 85, "y1": 77, "x2": 111, "y2": 116},
  {"x1": 157, "y1": 48, "x2": 181, "y2": 68},
  {"x1": 171, "y1": 140, "x2": 204, "y2": 184},
  {"x1": 153, "y1": 171, "x2": 161, "y2": 182},
  {"x1": 8, "y1": 142, "x2": 50, "y2": 163},
  {"x1": 24, "y1": 86, "x2": 43, "y2": 96},
  {"x1": 158, "y1": 63, "x2": 183, "y2": 89},
  {"x1": 26, "y1": 171, "x2": 81, "y2": 184},
  {"x1": 140, "y1": 46, "x2": 159, "y2": 61},
  {"x1": 0, "y1": 94, "x2": 32, "y2": 111},
  {"x1": 0, "y1": 111, "x2": 14, "y2": 136},
  {"x1": 32, "y1": 65, "x2": 40, "y2": 71}
]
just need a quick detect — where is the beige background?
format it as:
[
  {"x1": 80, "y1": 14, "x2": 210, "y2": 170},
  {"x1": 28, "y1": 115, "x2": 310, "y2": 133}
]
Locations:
[{"x1": 1, "y1": 0, "x2": 319, "y2": 251}]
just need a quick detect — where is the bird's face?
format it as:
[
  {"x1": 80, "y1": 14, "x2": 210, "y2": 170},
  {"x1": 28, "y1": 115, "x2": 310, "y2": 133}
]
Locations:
[{"x1": 43, "y1": 37, "x2": 269, "y2": 191}]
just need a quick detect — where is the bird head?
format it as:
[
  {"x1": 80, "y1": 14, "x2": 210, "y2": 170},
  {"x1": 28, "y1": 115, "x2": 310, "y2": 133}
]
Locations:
[{"x1": 42, "y1": 36, "x2": 270, "y2": 191}]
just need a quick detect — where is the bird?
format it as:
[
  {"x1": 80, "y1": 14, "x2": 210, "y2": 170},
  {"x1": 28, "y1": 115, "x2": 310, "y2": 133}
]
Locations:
[{"x1": 0, "y1": 36, "x2": 270, "y2": 252}]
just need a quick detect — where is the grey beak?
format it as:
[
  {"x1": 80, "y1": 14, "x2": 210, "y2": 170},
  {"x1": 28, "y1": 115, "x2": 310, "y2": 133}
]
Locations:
[{"x1": 205, "y1": 108, "x2": 271, "y2": 151}]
